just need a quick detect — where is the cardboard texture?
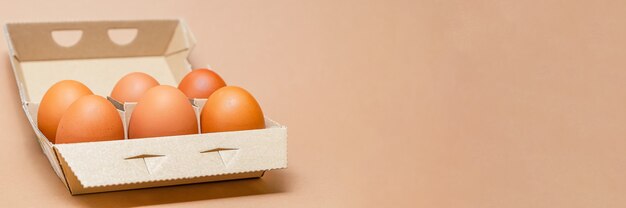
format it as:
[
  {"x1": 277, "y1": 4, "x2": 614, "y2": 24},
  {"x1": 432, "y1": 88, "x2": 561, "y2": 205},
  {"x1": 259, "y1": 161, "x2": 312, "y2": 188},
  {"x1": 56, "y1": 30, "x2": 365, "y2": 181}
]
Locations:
[{"x1": 4, "y1": 20, "x2": 287, "y2": 195}]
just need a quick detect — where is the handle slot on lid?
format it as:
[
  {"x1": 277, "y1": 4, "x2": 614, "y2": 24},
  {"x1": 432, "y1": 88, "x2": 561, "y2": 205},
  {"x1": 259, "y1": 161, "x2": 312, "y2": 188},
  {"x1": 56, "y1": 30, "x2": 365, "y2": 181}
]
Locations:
[
  {"x1": 51, "y1": 30, "x2": 83, "y2": 47},
  {"x1": 107, "y1": 28, "x2": 138, "y2": 46},
  {"x1": 6, "y1": 20, "x2": 184, "y2": 61}
]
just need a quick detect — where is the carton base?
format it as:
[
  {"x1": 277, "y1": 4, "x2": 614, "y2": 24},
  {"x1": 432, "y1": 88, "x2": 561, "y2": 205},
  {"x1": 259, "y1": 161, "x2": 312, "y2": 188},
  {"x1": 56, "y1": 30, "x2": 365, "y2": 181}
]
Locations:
[{"x1": 65, "y1": 166, "x2": 265, "y2": 195}]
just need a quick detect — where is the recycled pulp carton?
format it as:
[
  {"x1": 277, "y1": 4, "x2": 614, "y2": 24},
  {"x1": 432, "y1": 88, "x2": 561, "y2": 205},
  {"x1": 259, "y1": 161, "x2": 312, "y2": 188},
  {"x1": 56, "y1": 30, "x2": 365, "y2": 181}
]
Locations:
[{"x1": 3, "y1": 20, "x2": 287, "y2": 195}]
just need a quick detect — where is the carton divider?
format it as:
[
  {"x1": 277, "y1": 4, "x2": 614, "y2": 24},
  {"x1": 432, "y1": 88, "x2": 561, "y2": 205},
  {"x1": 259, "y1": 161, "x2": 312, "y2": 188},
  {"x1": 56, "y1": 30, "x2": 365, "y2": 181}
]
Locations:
[{"x1": 107, "y1": 96, "x2": 124, "y2": 110}]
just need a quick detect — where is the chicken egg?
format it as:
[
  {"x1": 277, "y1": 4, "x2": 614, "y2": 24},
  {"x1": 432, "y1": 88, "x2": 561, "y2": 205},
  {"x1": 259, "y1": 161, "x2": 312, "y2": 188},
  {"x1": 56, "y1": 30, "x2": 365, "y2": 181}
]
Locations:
[
  {"x1": 38, "y1": 80, "x2": 93, "y2": 143},
  {"x1": 128, "y1": 85, "x2": 198, "y2": 139},
  {"x1": 178, "y1": 68, "x2": 226, "y2": 99},
  {"x1": 110, "y1": 72, "x2": 160, "y2": 103},
  {"x1": 201, "y1": 86, "x2": 265, "y2": 133},
  {"x1": 55, "y1": 95, "x2": 124, "y2": 144}
]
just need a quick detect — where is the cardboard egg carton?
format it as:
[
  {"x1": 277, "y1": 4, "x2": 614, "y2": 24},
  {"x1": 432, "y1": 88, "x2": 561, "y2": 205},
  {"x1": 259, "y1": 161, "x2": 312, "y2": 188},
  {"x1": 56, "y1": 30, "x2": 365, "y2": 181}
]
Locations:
[{"x1": 3, "y1": 20, "x2": 287, "y2": 194}]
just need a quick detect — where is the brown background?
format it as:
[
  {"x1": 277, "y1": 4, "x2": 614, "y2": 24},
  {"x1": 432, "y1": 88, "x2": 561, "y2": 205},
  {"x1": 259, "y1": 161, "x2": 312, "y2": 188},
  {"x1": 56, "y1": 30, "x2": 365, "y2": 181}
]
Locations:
[{"x1": 1, "y1": 0, "x2": 626, "y2": 207}]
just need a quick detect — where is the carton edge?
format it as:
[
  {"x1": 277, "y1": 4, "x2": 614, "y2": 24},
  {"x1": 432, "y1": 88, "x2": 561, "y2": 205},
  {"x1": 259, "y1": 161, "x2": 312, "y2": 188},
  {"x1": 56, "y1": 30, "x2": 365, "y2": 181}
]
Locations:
[{"x1": 52, "y1": 146, "x2": 75, "y2": 194}]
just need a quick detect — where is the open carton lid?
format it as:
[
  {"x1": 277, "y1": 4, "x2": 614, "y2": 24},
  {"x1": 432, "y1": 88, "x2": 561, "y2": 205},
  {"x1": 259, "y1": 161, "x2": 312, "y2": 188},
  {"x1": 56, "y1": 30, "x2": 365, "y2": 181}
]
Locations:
[
  {"x1": 5, "y1": 20, "x2": 288, "y2": 194},
  {"x1": 5, "y1": 19, "x2": 196, "y2": 103}
]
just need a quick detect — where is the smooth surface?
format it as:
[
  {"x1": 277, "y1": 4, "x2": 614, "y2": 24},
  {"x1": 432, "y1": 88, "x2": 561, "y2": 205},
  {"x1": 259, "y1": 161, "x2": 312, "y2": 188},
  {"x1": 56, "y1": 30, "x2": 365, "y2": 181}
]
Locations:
[
  {"x1": 129, "y1": 86, "x2": 198, "y2": 139},
  {"x1": 201, "y1": 86, "x2": 265, "y2": 133},
  {"x1": 1, "y1": 0, "x2": 626, "y2": 207},
  {"x1": 37, "y1": 80, "x2": 93, "y2": 142},
  {"x1": 110, "y1": 72, "x2": 160, "y2": 103},
  {"x1": 56, "y1": 95, "x2": 124, "y2": 144}
]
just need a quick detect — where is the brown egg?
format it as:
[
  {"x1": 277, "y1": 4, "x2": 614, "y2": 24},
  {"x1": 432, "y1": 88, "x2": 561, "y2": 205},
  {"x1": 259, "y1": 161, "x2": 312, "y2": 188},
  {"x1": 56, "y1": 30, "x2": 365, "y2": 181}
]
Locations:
[
  {"x1": 38, "y1": 80, "x2": 93, "y2": 143},
  {"x1": 128, "y1": 85, "x2": 198, "y2": 139},
  {"x1": 55, "y1": 95, "x2": 124, "y2": 144},
  {"x1": 110, "y1": 72, "x2": 160, "y2": 102},
  {"x1": 178, "y1": 68, "x2": 226, "y2": 99},
  {"x1": 201, "y1": 86, "x2": 265, "y2": 133}
]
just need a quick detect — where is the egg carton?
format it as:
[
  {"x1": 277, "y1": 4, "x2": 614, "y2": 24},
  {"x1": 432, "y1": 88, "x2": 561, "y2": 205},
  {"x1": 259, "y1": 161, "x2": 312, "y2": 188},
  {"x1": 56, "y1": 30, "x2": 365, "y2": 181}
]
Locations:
[{"x1": 4, "y1": 19, "x2": 287, "y2": 195}]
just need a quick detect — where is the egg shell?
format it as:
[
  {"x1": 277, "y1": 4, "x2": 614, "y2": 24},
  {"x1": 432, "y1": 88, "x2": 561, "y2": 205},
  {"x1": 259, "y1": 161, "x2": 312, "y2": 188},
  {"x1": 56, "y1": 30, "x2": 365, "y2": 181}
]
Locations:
[
  {"x1": 55, "y1": 95, "x2": 124, "y2": 144},
  {"x1": 201, "y1": 86, "x2": 265, "y2": 133},
  {"x1": 178, "y1": 68, "x2": 226, "y2": 99},
  {"x1": 128, "y1": 85, "x2": 198, "y2": 139},
  {"x1": 38, "y1": 80, "x2": 93, "y2": 143},
  {"x1": 110, "y1": 72, "x2": 160, "y2": 103}
]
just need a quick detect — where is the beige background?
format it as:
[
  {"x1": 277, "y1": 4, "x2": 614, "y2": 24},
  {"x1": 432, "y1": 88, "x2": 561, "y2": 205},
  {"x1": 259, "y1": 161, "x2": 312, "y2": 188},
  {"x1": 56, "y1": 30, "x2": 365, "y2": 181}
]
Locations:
[{"x1": 1, "y1": 0, "x2": 626, "y2": 207}]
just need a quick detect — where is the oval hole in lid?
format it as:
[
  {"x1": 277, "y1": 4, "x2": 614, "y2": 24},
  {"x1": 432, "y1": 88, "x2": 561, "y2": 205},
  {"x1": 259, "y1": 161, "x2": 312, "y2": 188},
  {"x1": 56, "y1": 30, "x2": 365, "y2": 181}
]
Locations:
[
  {"x1": 51, "y1": 30, "x2": 83, "y2": 47},
  {"x1": 108, "y1": 28, "x2": 138, "y2": 46}
]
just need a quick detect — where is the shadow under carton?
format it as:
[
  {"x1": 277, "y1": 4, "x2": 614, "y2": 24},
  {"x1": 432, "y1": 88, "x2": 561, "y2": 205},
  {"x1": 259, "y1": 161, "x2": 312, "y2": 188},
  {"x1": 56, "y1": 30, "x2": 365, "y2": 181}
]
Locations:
[{"x1": 4, "y1": 19, "x2": 288, "y2": 195}]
